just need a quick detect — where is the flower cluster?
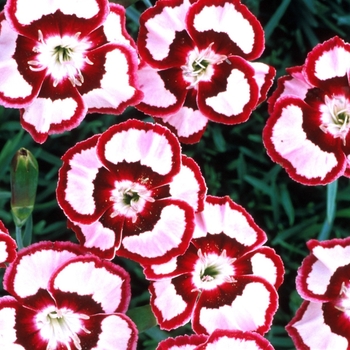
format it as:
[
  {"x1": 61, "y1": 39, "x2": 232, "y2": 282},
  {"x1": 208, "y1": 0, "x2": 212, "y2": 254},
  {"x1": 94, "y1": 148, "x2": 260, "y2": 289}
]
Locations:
[{"x1": 3, "y1": 0, "x2": 349, "y2": 349}]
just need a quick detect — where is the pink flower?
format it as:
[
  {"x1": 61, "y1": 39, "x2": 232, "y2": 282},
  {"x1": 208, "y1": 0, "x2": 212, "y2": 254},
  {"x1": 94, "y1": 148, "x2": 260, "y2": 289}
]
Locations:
[
  {"x1": 286, "y1": 237, "x2": 350, "y2": 350},
  {"x1": 263, "y1": 36, "x2": 350, "y2": 185},
  {"x1": 144, "y1": 196, "x2": 284, "y2": 334},
  {"x1": 0, "y1": 241, "x2": 137, "y2": 349},
  {"x1": 57, "y1": 119, "x2": 206, "y2": 264},
  {"x1": 156, "y1": 329, "x2": 274, "y2": 349},
  {"x1": 136, "y1": 0, "x2": 275, "y2": 143},
  {"x1": 0, "y1": 220, "x2": 17, "y2": 267},
  {"x1": 0, "y1": 0, "x2": 142, "y2": 143}
]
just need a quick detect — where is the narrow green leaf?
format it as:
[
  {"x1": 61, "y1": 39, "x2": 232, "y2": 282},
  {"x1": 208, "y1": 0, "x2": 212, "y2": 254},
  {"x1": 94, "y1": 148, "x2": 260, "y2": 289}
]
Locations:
[
  {"x1": 264, "y1": 0, "x2": 291, "y2": 41},
  {"x1": 127, "y1": 304, "x2": 157, "y2": 333}
]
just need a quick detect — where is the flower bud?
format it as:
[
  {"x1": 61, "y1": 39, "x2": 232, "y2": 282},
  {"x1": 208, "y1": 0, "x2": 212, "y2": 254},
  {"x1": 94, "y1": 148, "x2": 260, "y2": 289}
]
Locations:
[{"x1": 10, "y1": 148, "x2": 39, "y2": 227}]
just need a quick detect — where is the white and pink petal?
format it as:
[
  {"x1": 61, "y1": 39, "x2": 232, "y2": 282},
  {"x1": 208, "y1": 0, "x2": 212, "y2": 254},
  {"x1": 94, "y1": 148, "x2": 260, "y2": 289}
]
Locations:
[
  {"x1": 57, "y1": 134, "x2": 106, "y2": 224},
  {"x1": 149, "y1": 276, "x2": 197, "y2": 330},
  {"x1": 186, "y1": 0, "x2": 264, "y2": 60},
  {"x1": 296, "y1": 238, "x2": 350, "y2": 302},
  {"x1": 0, "y1": 296, "x2": 25, "y2": 350},
  {"x1": 116, "y1": 198, "x2": 195, "y2": 265},
  {"x1": 193, "y1": 196, "x2": 267, "y2": 253},
  {"x1": 263, "y1": 97, "x2": 346, "y2": 185},
  {"x1": 50, "y1": 255, "x2": 131, "y2": 314},
  {"x1": 96, "y1": 119, "x2": 181, "y2": 187},
  {"x1": 304, "y1": 36, "x2": 350, "y2": 87},
  {"x1": 286, "y1": 301, "x2": 350, "y2": 350},
  {"x1": 169, "y1": 155, "x2": 207, "y2": 213},
  {"x1": 20, "y1": 78, "x2": 87, "y2": 143},
  {"x1": 193, "y1": 276, "x2": 278, "y2": 335},
  {"x1": 3, "y1": 241, "x2": 83, "y2": 300},
  {"x1": 68, "y1": 219, "x2": 121, "y2": 260},
  {"x1": 197, "y1": 56, "x2": 259, "y2": 124},
  {"x1": 138, "y1": 0, "x2": 193, "y2": 68},
  {"x1": 136, "y1": 63, "x2": 188, "y2": 117},
  {"x1": 81, "y1": 43, "x2": 143, "y2": 115},
  {"x1": 5, "y1": 0, "x2": 109, "y2": 38},
  {"x1": 91, "y1": 313, "x2": 138, "y2": 350},
  {"x1": 0, "y1": 15, "x2": 43, "y2": 108}
]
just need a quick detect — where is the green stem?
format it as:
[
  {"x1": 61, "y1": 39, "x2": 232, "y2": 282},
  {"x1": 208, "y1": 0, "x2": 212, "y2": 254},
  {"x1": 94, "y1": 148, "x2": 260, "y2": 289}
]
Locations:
[
  {"x1": 318, "y1": 179, "x2": 338, "y2": 241},
  {"x1": 15, "y1": 225, "x2": 24, "y2": 250}
]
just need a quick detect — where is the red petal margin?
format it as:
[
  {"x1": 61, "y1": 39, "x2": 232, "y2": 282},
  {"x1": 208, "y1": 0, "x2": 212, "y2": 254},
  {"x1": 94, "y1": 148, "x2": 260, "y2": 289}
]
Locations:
[
  {"x1": 96, "y1": 119, "x2": 182, "y2": 188},
  {"x1": 5, "y1": 0, "x2": 109, "y2": 39},
  {"x1": 57, "y1": 134, "x2": 107, "y2": 224}
]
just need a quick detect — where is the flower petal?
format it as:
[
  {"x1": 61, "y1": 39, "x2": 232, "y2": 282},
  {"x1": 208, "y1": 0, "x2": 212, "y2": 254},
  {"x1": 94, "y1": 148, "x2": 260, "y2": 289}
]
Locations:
[
  {"x1": 50, "y1": 255, "x2": 131, "y2": 313},
  {"x1": 0, "y1": 296, "x2": 25, "y2": 350},
  {"x1": 305, "y1": 36, "x2": 350, "y2": 86},
  {"x1": 3, "y1": 241, "x2": 83, "y2": 300},
  {"x1": 96, "y1": 119, "x2": 181, "y2": 186},
  {"x1": 81, "y1": 44, "x2": 143, "y2": 114},
  {"x1": 193, "y1": 196, "x2": 267, "y2": 253},
  {"x1": 149, "y1": 276, "x2": 197, "y2": 330},
  {"x1": 286, "y1": 301, "x2": 349, "y2": 350},
  {"x1": 0, "y1": 15, "x2": 41, "y2": 107},
  {"x1": 296, "y1": 237, "x2": 350, "y2": 302},
  {"x1": 20, "y1": 78, "x2": 87, "y2": 143},
  {"x1": 5, "y1": 0, "x2": 108, "y2": 37},
  {"x1": 197, "y1": 56, "x2": 259, "y2": 124},
  {"x1": 187, "y1": 0, "x2": 264, "y2": 60},
  {"x1": 157, "y1": 334, "x2": 207, "y2": 349},
  {"x1": 169, "y1": 155, "x2": 207, "y2": 213},
  {"x1": 136, "y1": 63, "x2": 188, "y2": 117},
  {"x1": 153, "y1": 89, "x2": 208, "y2": 144},
  {"x1": 193, "y1": 277, "x2": 278, "y2": 334},
  {"x1": 117, "y1": 198, "x2": 194, "y2": 264},
  {"x1": 91, "y1": 314, "x2": 137, "y2": 350},
  {"x1": 263, "y1": 97, "x2": 345, "y2": 185},
  {"x1": 137, "y1": 0, "x2": 192, "y2": 68},
  {"x1": 57, "y1": 134, "x2": 106, "y2": 224}
]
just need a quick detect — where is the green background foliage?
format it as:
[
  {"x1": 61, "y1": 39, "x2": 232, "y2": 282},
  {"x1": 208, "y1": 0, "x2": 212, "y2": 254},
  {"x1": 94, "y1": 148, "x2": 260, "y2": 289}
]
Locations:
[{"x1": 1, "y1": 0, "x2": 350, "y2": 349}]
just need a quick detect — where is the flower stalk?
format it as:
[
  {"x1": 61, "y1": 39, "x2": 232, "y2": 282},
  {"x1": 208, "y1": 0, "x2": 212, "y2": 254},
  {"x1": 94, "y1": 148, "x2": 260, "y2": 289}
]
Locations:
[{"x1": 10, "y1": 148, "x2": 38, "y2": 247}]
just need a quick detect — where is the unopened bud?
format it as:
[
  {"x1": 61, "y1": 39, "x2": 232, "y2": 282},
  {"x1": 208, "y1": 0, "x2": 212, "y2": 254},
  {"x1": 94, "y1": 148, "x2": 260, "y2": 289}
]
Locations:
[{"x1": 10, "y1": 148, "x2": 39, "y2": 227}]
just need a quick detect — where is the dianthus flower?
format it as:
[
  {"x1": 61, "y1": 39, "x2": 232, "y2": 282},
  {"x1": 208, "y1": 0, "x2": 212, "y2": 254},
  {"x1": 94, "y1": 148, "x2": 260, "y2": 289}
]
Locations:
[
  {"x1": 286, "y1": 237, "x2": 350, "y2": 350},
  {"x1": 0, "y1": 0, "x2": 142, "y2": 143},
  {"x1": 0, "y1": 241, "x2": 137, "y2": 349},
  {"x1": 57, "y1": 119, "x2": 206, "y2": 264},
  {"x1": 136, "y1": 0, "x2": 275, "y2": 143},
  {"x1": 263, "y1": 36, "x2": 350, "y2": 185},
  {"x1": 157, "y1": 329, "x2": 274, "y2": 349},
  {"x1": 144, "y1": 196, "x2": 284, "y2": 334},
  {"x1": 0, "y1": 220, "x2": 17, "y2": 267}
]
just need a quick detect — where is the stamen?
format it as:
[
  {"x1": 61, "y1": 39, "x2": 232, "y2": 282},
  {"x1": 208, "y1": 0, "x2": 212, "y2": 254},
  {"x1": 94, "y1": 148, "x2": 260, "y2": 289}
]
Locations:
[
  {"x1": 28, "y1": 30, "x2": 92, "y2": 87},
  {"x1": 181, "y1": 43, "x2": 227, "y2": 88}
]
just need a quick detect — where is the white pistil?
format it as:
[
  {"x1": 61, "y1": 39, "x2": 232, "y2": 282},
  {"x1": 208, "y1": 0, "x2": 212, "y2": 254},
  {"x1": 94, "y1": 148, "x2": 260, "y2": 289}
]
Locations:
[
  {"x1": 192, "y1": 249, "x2": 236, "y2": 291},
  {"x1": 181, "y1": 43, "x2": 227, "y2": 88},
  {"x1": 28, "y1": 30, "x2": 93, "y2": 87},
  {"x1": 320, "y1": 95, "x2": 350, "y2": 145},
  {"x1": 37, "y1": 307, "x2": 90, "y2": 350},
  {"x1": 110, "y1": 180, "x2": 155, "y2": 223},
  {"x1": 334, "y1": 282, "x2": 350, "y2": 313}
]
